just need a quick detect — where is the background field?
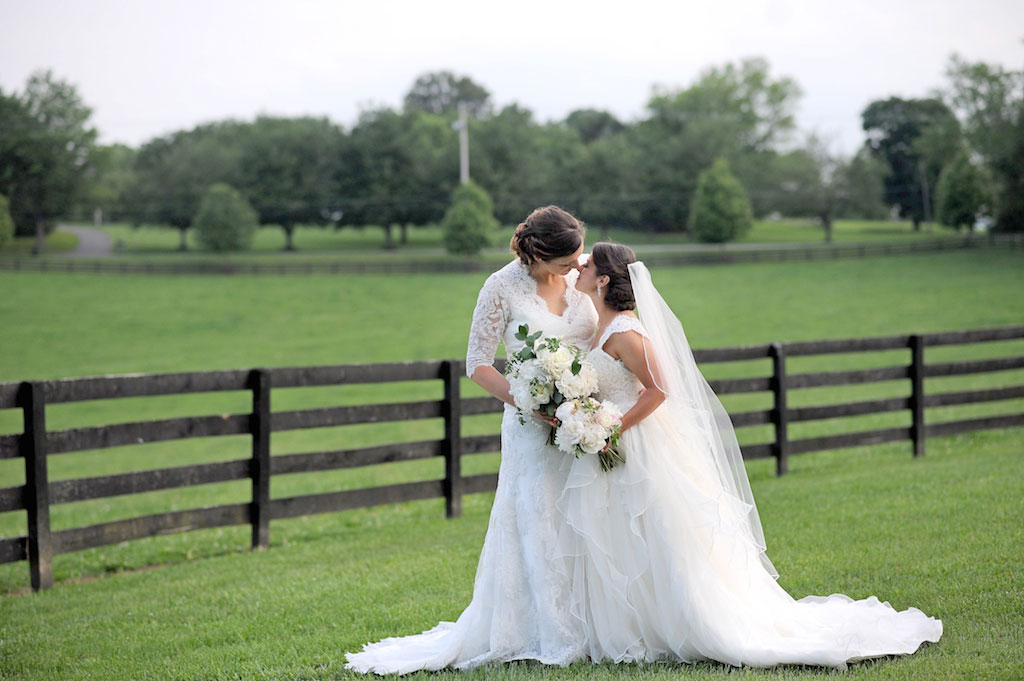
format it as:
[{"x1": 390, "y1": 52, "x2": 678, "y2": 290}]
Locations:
[{"x1": 1, "y1": 247, "x2": 1022, "y2": 679}]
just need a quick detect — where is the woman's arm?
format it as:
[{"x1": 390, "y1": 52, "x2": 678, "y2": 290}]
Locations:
[
  {"x1": 604, "y1": 330, "x2": 666, "y2": 433},
  {"x1": 470, "y1": 365, "x2": 515, "y2": 406}
]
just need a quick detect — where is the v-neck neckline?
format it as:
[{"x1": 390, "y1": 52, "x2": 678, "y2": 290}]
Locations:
[{"x1": 520, "y1": 261, "x2": 571, "y2": 318}]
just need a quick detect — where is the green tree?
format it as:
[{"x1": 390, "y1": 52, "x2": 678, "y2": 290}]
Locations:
[
  {"x1": 0, "y1": 194, "x2": 14, "y2": 249},
  {"x1": 237, "y1": 116, "x2": 344, "y2": 250},
  {"x1": 839, "y1": 148, "x2": 889, "y2": 220},
  {"x1": 935, "y1": 151, "x2": 991, "y2": 231},
  {"x1": 564, "y1": 109, "x2": 625, "y2": 144},
  {"x1": 126, "y1": 121, "x2": 247, "y2": 250},
  {"x1": 861, "y1": 97, "x2": 960, "y2": 229},
  {"x1": 75, "y1": 143, "x2": 137, "y2": 224},
  {"x1": 630, "y1": 57, "x2": 801, "y2": 231},
  {"x1": 442, "y1": 181, "x2": 497, "y2": 255},
  {"x1": 339, "y1": 108, "x2": 457, "y2": 247},
  {"x1": 193, "y1": 183, "x2": 258, "y2": 252},
  {"x1": 0, "y1": 70, "x2": 97, "y2": 254},
  {"x1": 403, "y1": 71, "x2": 491, "y2": 118},
  {"x1": 690, "y1": 158, "x2": 753, "y2": 243},
  {"x1": 943, "y1": 54, "x2": 1024, "y2": 232}
]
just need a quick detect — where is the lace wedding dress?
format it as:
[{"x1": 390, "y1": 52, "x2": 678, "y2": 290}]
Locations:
[
  {"x1": 346, "y1": 259, "x2": 598, "y2": 674},
  {"x1": 555, "y1": 312, "x2": 943, "y2": 669}
]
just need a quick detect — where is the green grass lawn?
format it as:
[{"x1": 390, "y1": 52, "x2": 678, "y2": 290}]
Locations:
[
  {"x1": 0, "y1": 248, "x2": 1021, "y2": 679},
  {"x1": 0, "y1": 429, "x2": 1020, "y2": 680}
]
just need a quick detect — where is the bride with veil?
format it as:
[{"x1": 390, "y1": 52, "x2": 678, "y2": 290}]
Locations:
[{"x1": 556, "y1": 242, "x2": 942, "y2": 668}]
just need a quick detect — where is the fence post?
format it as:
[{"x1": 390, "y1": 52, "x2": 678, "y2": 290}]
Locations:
[
  {"x1": 910, "y1": 335, "x2": 926, "y2": 458},
  {"x1": 770, "y1": 343, "x2": 789, "y2": 477},
  {"x1": 442, "y1": 360, "x2": 463, "y2": 519},
  {"x1": 250, "y1": 369, "x2": 271, "y2": 549},
  {"x1": 21, "y1": 381, "x2": 53, "y2": 591}
]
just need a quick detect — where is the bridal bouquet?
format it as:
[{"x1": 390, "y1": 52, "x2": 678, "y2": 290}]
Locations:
[
  {"x1": 505, "y1": 324, "x2": 597, "y2": 426},
  {"x1": 554, "y1": 398, "x2": 624, "y2": 472}
]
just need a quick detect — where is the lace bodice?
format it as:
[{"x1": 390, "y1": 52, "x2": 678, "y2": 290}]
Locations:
[
  {"x1": 587, "y1": 314, "x2": 648, "y2": 411},
  {"x1": 466, "y1": 259, "x2": 598, "y2": 377}
]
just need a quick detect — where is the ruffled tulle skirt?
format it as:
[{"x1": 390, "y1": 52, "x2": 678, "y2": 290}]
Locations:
[{"x1": 555, "y1": 408, "x2": 943, "y2": 669}]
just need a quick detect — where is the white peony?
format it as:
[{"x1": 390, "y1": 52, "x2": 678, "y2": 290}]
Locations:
[
  {"x1": 555, "y1": 400, "x2": 578, "y2": 422},
  {"x1": 555, "y1": 413, "x2": 586, "y2": 451},
  {"x1": 596, "y1": 401, "x2": 622, "y2": 430},
  {"x1": 510, "y1": 382, "x2": 540, "y2": 413},
  {"x1": 579, "y1": 421, "x2": 609, "y2": 454},
  {"x1": 555, "y1": 369, "x2": 588, "y2": 399}
]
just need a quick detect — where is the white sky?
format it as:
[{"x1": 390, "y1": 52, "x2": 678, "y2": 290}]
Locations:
[{"x1": 1, "y1": 0, "x2": 1022, "y2": 155}]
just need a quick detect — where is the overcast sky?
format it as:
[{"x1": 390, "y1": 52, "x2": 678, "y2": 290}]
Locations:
[{"x1": 2, "y1": 0, "x2": 1022, "y2": 155}]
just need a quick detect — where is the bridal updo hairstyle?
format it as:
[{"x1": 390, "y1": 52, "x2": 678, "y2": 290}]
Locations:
[
  {"x1": 591, "y1": 242, "x2": 638, "y2": 311},
  {"x1": 510, "y1": 206, "x2": 586, "y2": 266}
]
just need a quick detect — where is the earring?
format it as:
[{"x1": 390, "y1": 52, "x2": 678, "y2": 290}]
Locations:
[{"x1": 597, "y1": 284, "x2": 603, "y2": 298}]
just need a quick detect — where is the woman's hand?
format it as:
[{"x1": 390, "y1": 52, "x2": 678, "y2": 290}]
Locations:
[{"x1": 534, "y1": 410, "x2": 558, "y2": 427}]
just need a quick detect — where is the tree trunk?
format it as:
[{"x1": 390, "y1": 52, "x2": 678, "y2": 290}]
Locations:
[
  {"x1": 822, "y1": 214, "x2": 833, "y2": 243},
  {"x1": 283, "y1": 225, "x2": 295, "y2": 251},
  {"x1": 912, "y1": 216, "x2": 921, "y2": 231},
  {"x1": 178, "y1": 227, "x2": 188, "y2": 251},
  {"x1": 383, "y1": 223, "x2": 395, "y2": 250},
  {"x1": 32, "y1": 217, "x2": 45, "y2": 256},
  {"x1": 400, "y1": 223, "x2": 408, "y2": 245}
]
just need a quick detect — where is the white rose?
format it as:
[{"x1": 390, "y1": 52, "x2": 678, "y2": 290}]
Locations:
[
  {"x1": 537, "y1": 345, "x2": 574, "y2": 377},
  {"x1": 532, "y1": 380, "x2": 553, "y2": 405}
]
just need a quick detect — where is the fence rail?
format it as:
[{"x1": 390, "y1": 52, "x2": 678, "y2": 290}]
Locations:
[
  {"x1": 1, "y1": 234, "x2": 1021, "y2": 276},
  {"x1": 2, "y1": 325, "x2": 1023, "y2": 590}
]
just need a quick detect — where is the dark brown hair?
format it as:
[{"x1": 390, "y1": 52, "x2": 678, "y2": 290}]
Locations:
[
  {"x1": 509, "y1": 205, "x2": 585, "y2": 265},
  {"x1": 591, "y1": 242, "x2": 637, "y2": 311}
]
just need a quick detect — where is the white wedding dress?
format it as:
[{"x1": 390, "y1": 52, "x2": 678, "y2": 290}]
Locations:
[
  {"x1": 556, "y1": 312, "x2": 942, "y2": 669},
  {"x1": 346, "y1": 259, "x2": 598, "y2": 674},
  {"x1": 346, "y1": 261, "x2": 942, "y2": 674}
]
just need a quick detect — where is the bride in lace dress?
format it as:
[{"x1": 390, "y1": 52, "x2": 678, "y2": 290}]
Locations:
[
  {"x1": 346, "y1": 206, "x2": 597, "y2": 674},
  {"x1": 557, "y1": 242, "x2": 942, "y2": 669}
]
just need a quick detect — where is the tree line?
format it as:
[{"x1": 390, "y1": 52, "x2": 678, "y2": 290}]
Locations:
[{"x1": 1, "y1": 55, "x2": 1021, "y2": 253}]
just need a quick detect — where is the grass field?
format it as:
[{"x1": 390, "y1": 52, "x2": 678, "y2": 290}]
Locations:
[
  {"x1": 1, "y1": 247, "x2": 1022, "y2": 679},
  {"x1": 1, "y1": 429, "x2": 1021, "y2": 680},
  {"x1": 5, "y1": 219, "x2": 964, "y2": 264}
]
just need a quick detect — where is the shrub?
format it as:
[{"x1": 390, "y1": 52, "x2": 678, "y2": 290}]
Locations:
[
  {"x1": 193, "y1": 184, "x2": 258, "y2": 252},
  {"x1": 442, "y1": 181, "x2": 497, "y2": 255},
  {"x1": 936, "y1": 152, "x2": 991, "y2": 231},
  {"x1": 0, "y1": 195, "x2": 13, "y2": 250},
  {"x1": 690, "y1": 158, "x2": 754, "y2": 243}
]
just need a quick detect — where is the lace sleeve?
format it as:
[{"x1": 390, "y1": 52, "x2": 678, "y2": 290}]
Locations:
[{"x1": 466, "y1": 273, "x2": 510, "y2": 378}]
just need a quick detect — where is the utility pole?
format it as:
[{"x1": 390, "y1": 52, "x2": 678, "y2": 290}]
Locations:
[{"x1": 457, "y1": 102, "x2": 470, "y2": 184}]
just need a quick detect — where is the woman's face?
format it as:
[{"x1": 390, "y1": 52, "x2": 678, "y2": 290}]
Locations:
[
  {"x1": 574, "y1": 252, "x2": 603, "y2": 294},
  {"x1": 535, "y1": 244, "x2": 584, "y2": 277}
]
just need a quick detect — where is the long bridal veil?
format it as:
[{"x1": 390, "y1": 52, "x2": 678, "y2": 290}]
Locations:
[{"x1": 628, "y1": 261, "x2": 778, "y2": 580}]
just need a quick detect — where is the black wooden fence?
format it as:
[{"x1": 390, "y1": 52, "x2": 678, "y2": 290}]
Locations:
[{"x1": 2, "y1": 324, "x2": 1023, "y2": 591}]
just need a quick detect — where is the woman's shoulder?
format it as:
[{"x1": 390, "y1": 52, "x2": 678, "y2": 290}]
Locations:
[
  {"x1": 481, "y1": 259, "x2": 525, "y2": 290},
  {"x1": 608, "y1": 312, "x2": 647, "y2": 337}
]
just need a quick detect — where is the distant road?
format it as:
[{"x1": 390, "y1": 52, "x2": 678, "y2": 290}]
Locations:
[{"x1": 58, "y1": 225, "x2": 112, "y2": 257}]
